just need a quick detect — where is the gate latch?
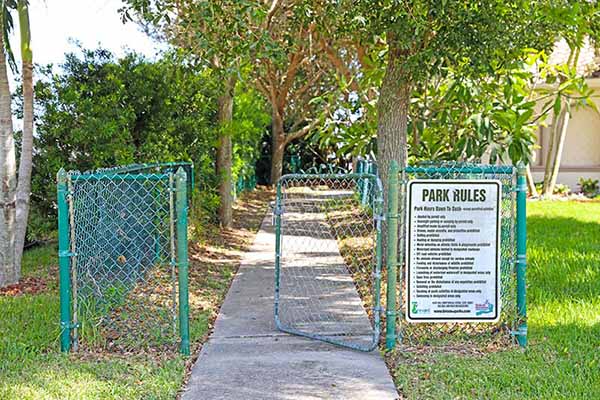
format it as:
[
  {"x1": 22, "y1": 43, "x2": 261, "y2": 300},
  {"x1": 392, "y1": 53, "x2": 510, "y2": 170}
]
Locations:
[{"x1": 270, "y1": 201, "x2": 283, "y2": 225}]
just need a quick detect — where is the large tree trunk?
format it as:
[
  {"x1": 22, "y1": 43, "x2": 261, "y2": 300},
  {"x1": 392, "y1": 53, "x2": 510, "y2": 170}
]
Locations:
[
  {"x1": 0, "y1": 27, "x2": 17, "y2": 287},
  {"x1": 270, "y1": 108, "x2": 285, "y2": 184},
  {"x1": 216, "y1": 76, "x2": 236, "y2": 228},
  {"x1": 377, "y1": 43, "x2": 411, "y2": 193},
  {"x1": 547, "y1": 108, "x2": 570, "y2": 195},
  {"x1": 14, "y1": 0, "x2": 33, "y2": 270}
]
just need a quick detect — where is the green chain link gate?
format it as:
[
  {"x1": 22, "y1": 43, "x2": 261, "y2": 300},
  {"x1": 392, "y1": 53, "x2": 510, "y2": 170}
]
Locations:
[
  {"x1": 274, "y1": 173, "x2": 384, "y2": 351},
  {"x1": 58, "y1": 162, "x2": 192, "y2": 354}
]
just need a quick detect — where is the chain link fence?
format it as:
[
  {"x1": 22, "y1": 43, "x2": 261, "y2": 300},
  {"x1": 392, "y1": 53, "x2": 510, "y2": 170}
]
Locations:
[
  {"x1": 58, "y1": 162, "x2": 191, "y2": 354},
  {"x1": 274, "y1": 174, "x2": 384, "y2": 351},
  {"x1": 387, "y1": 161, "x2": 527, "y2": 348},
  {"x1": 273, "y1": 162, "x2": 527, "y2": 352}
]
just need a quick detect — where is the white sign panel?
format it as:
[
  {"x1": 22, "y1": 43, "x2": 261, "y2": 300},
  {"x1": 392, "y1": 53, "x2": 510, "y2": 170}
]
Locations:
[{"x1": 406, "y1": 180, "x2": 501, "y2": 323}]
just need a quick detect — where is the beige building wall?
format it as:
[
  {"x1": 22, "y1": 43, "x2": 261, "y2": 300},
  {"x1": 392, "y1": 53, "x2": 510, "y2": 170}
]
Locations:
[{"x1": 531, "y1": 78, "x2": 600, "y2": 191}]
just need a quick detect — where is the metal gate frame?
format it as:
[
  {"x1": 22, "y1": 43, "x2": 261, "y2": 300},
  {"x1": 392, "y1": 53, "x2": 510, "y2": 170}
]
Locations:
[
  {"x1": 57, "y1": 163, "x2": 191, "y2": 355},
  {"x1": 273, "y1": 173, "x2": 384, "y2": 352}
]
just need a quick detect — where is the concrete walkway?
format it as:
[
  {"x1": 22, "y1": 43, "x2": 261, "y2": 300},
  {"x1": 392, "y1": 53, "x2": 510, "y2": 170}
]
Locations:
[{"x1": 182, "y1": 215, "x2": 398, "y2": 400}]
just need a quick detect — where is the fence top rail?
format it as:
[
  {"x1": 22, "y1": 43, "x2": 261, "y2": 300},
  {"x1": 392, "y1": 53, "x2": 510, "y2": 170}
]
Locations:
[
  {"x1": 279, "y1": 172, "x2": 383, "y2": 191},
  {"x1": 404, "y1": 165, "x2": 514, "y2": 175},
  {"x1": 280, "y1": 172, "x2": 379, "y2": 181},
  {"x1": 68, "y1": 172, "x2": 174, "y2": 181},
  {"x1": 69, "y1": 161, "x2": 193, "y2": 177},
  {"x1": 66, "y1": 162, "x2": 194, "y2": 180}
]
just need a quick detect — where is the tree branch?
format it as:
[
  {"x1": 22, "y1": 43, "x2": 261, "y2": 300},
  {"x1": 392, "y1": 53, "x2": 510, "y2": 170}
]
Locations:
[
  {"x1": 264, "y1": 0, "x2": 283, "y2": 29},
  {"x1": 285, "y1": 116, "x2": 322, "y2": 145},
  {"x1": 290, "y1": 69, "x2": 324, "y2": 103},
  {"x1": 279, "y1": 46, "x2": 305, "y2": 110},
  {"x1": 320, "y1": 39, "x2": 360, "y2": 93}
]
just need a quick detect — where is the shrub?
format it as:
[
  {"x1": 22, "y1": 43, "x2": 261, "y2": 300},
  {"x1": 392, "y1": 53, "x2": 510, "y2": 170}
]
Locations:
[
  {"x1": 578, "y1": 177, "x2": 599, "y2": 197},
  {"x1": 533, "y1": 182, "x2": 571, "y2": 196},
  {"x1": 23, "y1": 48, "x2": 268, "y2": 242},
  {"x1": 554, "y1": 184, "x2": 571, "y2": 196}
]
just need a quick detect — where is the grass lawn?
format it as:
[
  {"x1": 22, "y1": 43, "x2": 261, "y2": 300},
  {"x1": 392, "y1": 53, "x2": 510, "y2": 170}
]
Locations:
[
  {"x1": 393, "y1": 200, "x2": 600, "y2": 399},
  {"x1": 0, "y1": 189, "x2": 271, "y2": 400}
]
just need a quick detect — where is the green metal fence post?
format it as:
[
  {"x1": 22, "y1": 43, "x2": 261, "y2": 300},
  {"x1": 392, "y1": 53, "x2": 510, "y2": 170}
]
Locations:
[
  {"x1": 57, "y1": 168, "x2": 72, "y2": 352},
  {"x1": 175, "y1": 168, "x2": 190, "y2": 355},
  {"x1": 386, "y1": 161, "x2": 400, "y2": 350},
  {"x1": 274, "y1": 181, "x2": 282, "y2": 324},
  {"x1": 516, "y1": 162, "x2": 528, "y2": 347},
  {"x1": 373, "y1": 179, "x2": 384, "y2": 342}
]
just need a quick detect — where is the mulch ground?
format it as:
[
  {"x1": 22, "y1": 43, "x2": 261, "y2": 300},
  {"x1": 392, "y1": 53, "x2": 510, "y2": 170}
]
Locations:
[{"x1": 0, "y1": 276, "x2": 48, "y2": 297}]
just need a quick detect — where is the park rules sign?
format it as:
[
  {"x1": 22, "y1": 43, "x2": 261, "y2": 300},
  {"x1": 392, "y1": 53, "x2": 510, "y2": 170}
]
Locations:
[{"x1": 406, "y1": 180, "x2": 501, "y2": 323}]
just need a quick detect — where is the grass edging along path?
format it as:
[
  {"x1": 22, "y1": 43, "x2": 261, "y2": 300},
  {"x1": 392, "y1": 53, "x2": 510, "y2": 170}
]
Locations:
[
  {"x1": 0, "y1": 188, "x2": 272, "y2": 400},
  {"x1": 390, "y1": 200, "x2": 600, "y2": 400}
]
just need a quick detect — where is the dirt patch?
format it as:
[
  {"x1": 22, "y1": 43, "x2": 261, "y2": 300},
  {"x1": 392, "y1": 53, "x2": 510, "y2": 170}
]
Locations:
[{"x1": 0, "y1": 276, "x2": 48, "y2": 297}]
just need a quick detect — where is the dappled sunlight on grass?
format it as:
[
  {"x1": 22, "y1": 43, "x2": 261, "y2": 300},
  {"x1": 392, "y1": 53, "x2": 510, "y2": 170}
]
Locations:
[
  {"x1": 3, "y1": 354, "x2": 183, "y2": 400},
  {"x1": 393, "y1": 201, "x2": 600, "y2": 399},
  {"x1": 1, "y1": 188, "x2": 273, "y2": 400}
]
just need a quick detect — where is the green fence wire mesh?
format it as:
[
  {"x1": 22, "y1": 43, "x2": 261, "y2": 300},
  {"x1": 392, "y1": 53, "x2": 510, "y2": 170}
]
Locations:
[
  {"x1": 388, "y1": 161, "x2": 525, "y2": 347},
  {"x1": 58, "y1": 162, "x2": 191, "y2": 354},
  {"x1": 274, "y1": 174, "x2": 384, "y2": 351},
  {"x1": 236, "y1": 171, "x2": 257, "y2": 196}
]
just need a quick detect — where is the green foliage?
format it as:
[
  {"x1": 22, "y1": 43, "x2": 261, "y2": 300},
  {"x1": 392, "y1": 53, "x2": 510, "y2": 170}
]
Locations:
[
  {"x1": 578, "y1": 177, "x2": 599, "y2": 197},
  {"x1": 313, "y1": 48, "x2": 596, "y2": 166},
  {"x1": 28, "y1": 47, "x2": 268, "y2": 241},
  {"x1": 231, "y1": 85, "x2": 270, "y2": 186},
  {"x1": 121, "y1": 0, "x2": 261, "y2": 77},
  {"x1": 408, "y1": 65, "x2": 540, "y2": 165},
  {"x1": 535, "y1": 182, "x2": 571, "y2": 196},
  {"x1": 309, "y1": 0, "x2": 600, "y2": 173},
  {"x1": 553, "y1": 184, "x2": 571, "y2": 196},
  {"x1": 334, "y1": 0, "x2": 557, "y2": 80}
]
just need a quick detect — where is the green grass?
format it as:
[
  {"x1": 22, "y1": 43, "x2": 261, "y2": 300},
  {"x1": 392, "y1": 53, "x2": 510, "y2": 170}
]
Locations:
[
  {"x1": 0, "y1": 189, "x2": 270, "y2": 399},
  {"x1": 393, "y1": 200, "x2": 600, "y2": 399},
  {"x1": 0, "y1": 244, "x2": 192, "y2": 400},
  {"x1": 4, "y1": 199, "x2": 598, "y2": 399}
]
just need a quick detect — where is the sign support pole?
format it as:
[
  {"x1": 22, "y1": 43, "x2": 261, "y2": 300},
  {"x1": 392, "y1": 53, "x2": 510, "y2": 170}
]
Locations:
[
  {"x1": 386, "y1": 161, "x2": 399, "y2": 350},
  {"x1": 515, "y1": 163, "x2": 528, "y2": 347}
]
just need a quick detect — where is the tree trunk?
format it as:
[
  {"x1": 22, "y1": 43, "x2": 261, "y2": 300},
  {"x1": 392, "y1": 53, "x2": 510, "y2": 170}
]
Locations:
[
  {"x1": 541, "y1": 110, "x2": 559, "y2": 197},
  {"x1": 14, "y1": 0, "x2": 33, "y2": 270},
  {"x1": 376, "y1": 41, "x2": 411, "y2": 264},
  {"x1": 377, "y1": 43, "x2": 411, "y2": 193},
  {"x1": 351, "y1": 156, "x2": 358, "y2": 173},
  {"x1": 216, "y1": 76, "x2": 236, "y2": 228},
  {"x1": 526, "y1": 165, "x2": 538, "y2": 197},
  {"x1": 270, "y1": 108, "x2": 285, "y2": 184},
  {"x1": 547, "y1": 108, "x2": 570, "y2": 195},
  {"x1": 0, "y1": 26, "x2": 17, "y2": 287}
]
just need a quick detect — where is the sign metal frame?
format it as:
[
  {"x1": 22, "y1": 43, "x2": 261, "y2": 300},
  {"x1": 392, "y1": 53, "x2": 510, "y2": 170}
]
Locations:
[{"x1": 405, "y1": 179, "x2": 502, "y2": 323}]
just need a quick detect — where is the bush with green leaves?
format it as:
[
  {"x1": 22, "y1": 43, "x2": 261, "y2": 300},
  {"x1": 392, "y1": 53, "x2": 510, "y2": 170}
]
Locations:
[
  {"x1": 27, "y1": 48, "x2": 268, "y2": 241},
  {"x1": 578, "y1": 177, "x2": 599, "y2": 197},
  {"x1": 312, "y1": 62, "x2": 541, "y2": 166},
  {"x1": 534, "y1": 182, "x2": 571, "y2": 197}
]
